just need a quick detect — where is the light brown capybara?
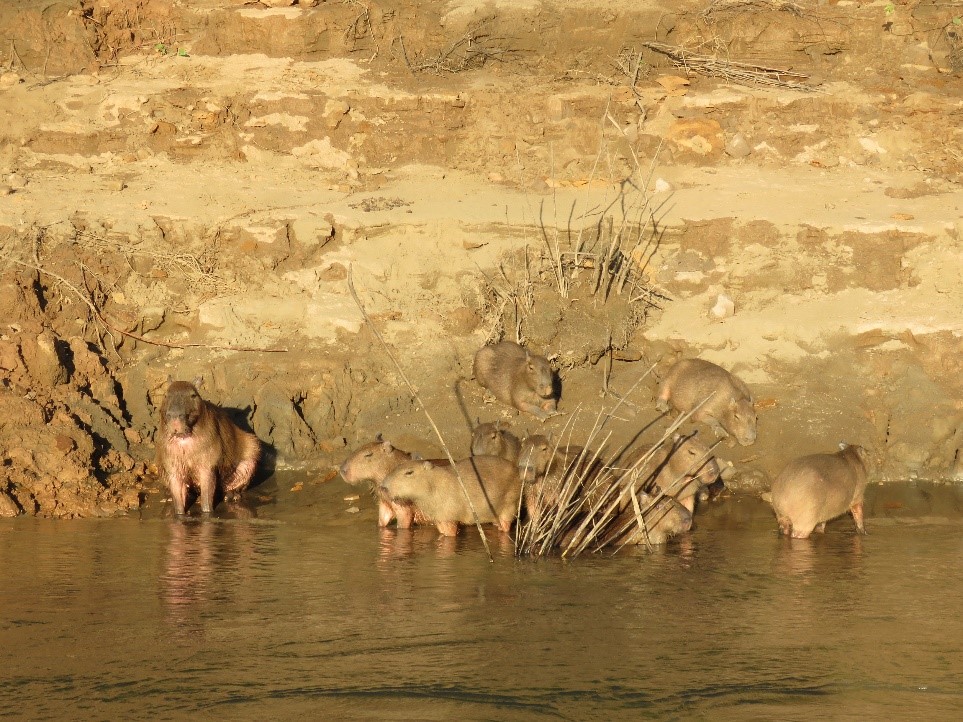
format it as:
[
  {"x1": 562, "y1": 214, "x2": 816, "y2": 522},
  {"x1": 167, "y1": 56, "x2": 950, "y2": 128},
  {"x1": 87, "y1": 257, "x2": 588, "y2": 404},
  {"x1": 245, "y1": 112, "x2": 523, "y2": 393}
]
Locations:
[
  {"x1": 340, "y1": 438, "x2": 439, "y2": 528},
  {"x1": 156, "y1": 379, "x2": 260, "y2": 515},
  {"x1": 769, "y1": 443, "x2": 872, "y2": 539},
  {"x1": 656, "y1": 358, "x2": 757, "y2": 446},
  {"x1": 473, "y1": 341, "x2": 557, "y2": 420},
  {"x1": 517, "y1": 435, "x2": 592, "y2": 525},
  {"x1": 381, "y1": 456, "x2": 522, "y2": 537},
  {"x1": 470, "y1": 421, "x2": 521, "y2": 463},
  {"x1": 617, "y1": 433, "x2": 721, "y2": 514},
  {"x1": 607, "y1": 491, "x2": 693, "y2": 546}
]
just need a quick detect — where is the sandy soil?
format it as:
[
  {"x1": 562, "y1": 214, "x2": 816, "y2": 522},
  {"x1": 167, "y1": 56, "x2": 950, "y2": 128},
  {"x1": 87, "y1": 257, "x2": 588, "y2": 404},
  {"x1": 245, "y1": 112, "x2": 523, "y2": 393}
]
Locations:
[{"x1": 1, "y1": 0, "x2": 963, "y2": 516}]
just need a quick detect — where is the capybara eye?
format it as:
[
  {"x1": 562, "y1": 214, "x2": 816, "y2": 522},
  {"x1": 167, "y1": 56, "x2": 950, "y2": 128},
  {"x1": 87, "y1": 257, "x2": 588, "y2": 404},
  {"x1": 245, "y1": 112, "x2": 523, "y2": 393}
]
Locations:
[
  {"x1": 404, "y1": 469, "x2": 413, "y2": 476},
  {"x1": 363, "y1": 452, "x2": 373, "y2": 458}
]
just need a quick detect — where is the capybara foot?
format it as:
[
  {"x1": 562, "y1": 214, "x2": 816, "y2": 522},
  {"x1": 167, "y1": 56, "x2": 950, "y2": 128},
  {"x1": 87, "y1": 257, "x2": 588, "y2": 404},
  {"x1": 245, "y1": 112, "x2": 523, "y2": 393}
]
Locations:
[
  {"x1": 655, "y1": 397, "x2": 670, "y2": 413},
  {"x1": 436, "y1": 520, "x2": 459, "y2": 537},
  {"x1": 850, "y1": 502, "x2": 866, "y2": 534},
  {"x1": 378, "y1": 501, "x2": 395, "y2": 527}
]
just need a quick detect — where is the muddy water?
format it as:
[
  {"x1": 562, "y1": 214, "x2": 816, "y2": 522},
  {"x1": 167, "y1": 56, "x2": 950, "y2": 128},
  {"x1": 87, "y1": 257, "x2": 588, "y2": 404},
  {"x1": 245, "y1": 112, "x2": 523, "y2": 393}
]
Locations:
[{"x1": 2, "y1": 479, "x2": 962, "y2": 720}]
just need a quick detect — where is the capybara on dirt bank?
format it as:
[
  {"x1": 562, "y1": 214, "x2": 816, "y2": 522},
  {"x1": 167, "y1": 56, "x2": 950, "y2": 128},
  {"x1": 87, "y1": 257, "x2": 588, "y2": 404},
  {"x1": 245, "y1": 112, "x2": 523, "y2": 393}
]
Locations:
[
  {"x1": 473, "y1": 341, "x2": 557, "y2": 419},
  {"x1": 471, "y1": 421, "x2": 521, "y2": 463},
  {"x1": 769, "y1": 443, "x2": 872, "y2": 539},
  {"x1": 156, "y1": 379, "x2": 260, "y2": 515},
  {"x1": 381, "y1": 456, "x2": 521, "y2": 536},
  {"x1": 656, "y1": 358, "x2": 757, "y2": 446}
]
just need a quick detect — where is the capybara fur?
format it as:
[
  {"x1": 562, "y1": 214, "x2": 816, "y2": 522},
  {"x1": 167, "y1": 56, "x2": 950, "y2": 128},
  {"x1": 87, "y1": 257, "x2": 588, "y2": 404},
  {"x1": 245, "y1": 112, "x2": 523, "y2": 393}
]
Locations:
[
  {"x1": 607, "y1": 492, "x2": 693, "y2": 546},
  {"x1": 473, "y1": 341, "x2": 557, "y2": 419},
  {"x1": 770, "y1": 443, "x2": 872, "y2": 539},
  {"x1": 617, "y1": 433, "x2": 721, "y2": 514},
  {"x1": 656, "y1": 358, "x2": 757, "y2": 446},
  {"x1": 517, "y1": 435, "x2": 593, "y2": 525},
  {"x1": 471, "y1": 421, "x2": 521, "y2": 463},
  {"x1": 339, "y1": 439, "x2": 446, "y2": 528},
  {"x1": 156, "y1": 379, "x2": 260, "y2": 515},
  {"x1": 381, "y1": 456, "x2": 522, "y2": 536}
]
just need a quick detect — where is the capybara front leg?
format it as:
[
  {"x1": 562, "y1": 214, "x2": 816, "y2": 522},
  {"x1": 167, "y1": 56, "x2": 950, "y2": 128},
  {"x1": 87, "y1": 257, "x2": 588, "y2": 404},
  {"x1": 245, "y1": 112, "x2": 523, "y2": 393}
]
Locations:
[
  {"x1": 168, "y1": 473, "x2": 189, "y2": 516},
  {"x1": 435, "y1": 520, "x2": 459, "y2": 537},
  {"x1": 197, "y1": 470, "x2": 216, "y2": 514},
  {"x1": 850, "y1": 502, "x2": 866, "y2": 534},
  {"x1": 393, "y1": 502, "x2": 414, "y2": 529},
  {"x1": 378, "y1": 500, "x2": 395, "y2": 528}
]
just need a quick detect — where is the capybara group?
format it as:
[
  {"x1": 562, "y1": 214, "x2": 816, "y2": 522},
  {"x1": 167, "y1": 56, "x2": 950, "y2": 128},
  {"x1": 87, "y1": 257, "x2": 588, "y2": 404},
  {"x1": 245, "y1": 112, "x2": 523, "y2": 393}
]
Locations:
[
  {"x1": 339, "y1": 438, "x2": 441, "y2": 528},
  {"x1": 656, "y1": 358, "x2": 757, "y2": 446},
  {"x1": 156, "y1": 379, "x2": 260, "y2": 515},
  {"x1": 381, "y1": 456, "x2": 521, "y2": 536},
  {"x1": 769, "y1": 443, "x2": 872, "y2": 539},
  {"x1": 473, "y1": 341, "x2": 557, "y2": 419}
]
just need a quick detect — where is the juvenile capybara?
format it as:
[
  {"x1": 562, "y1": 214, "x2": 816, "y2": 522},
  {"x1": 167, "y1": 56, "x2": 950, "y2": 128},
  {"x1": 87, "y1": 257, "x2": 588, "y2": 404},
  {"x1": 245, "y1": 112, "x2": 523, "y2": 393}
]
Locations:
[
  {"x1": 618, "y1": 433, "x2": 721, "y2": 513},
  {"x1": 471, "y1": 421, "x2": 521, "y2": 463},
  {"x1": 156, "y1": 379, "x2": 260, "y2": 515},
  {"x1": 473, "y1": 341, "x2": 557, "y2": 419},
  {"x1": 517, "y1": 435, "x2": 592, "y2": 525},
  {"x1": 601, "y1": 492, "x2": 693, "y2": 547},
  {"x1": 769, "y1": 443, "x2": 872, "y2": 539},
  {"x1": 381, "y1": 456, "x2": 521, "y2": 536},
  {"x1": 656, "y1": 358, "x2": 757, "y2": 446},
  {"x1": 339, "y1": 438, "x2": 443, "y2": 528}
]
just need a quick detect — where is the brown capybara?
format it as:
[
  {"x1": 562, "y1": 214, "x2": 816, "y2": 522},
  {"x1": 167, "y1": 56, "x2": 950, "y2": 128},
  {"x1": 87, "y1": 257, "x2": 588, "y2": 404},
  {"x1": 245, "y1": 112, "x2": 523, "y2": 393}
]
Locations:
[
  {"x1": 471, "y1": 421, "x2": 521, "y2": 463},
  {"x1": 769, "y1": 443, "x2": 872, "y2": 539},
  {"x1": 656, "y1": 358, "x2": 757, "y2": 446},
  {"x1": 381, "y1": 456, "x2": 521, "y2": 537},
  {"x1": 517, "y1": 435, "x2": 592, "y2": 525},
  {"x1": 156, "y1": 379, "x2": 260, "y2": 515},
  {"x1": 473, "y1": 341, "x2": 557, "y2": 420},
  {"x1": 608, "y1": 492, "x2": 693, "y2": 546},
  {"x1": 339, "y1": 438, "x2": 447, "y2": 528},
  {"x1": 617, "y1": 433, "x2": 721, "y2": 514}
]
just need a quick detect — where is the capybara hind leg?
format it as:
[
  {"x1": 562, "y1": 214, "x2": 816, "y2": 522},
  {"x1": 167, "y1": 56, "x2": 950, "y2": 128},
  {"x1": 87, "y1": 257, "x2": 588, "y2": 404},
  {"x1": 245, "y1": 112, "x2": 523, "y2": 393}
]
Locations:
[
  {"x1": 776, "y1": 516, "x2": 792, "y2": 536},
  {"x1": 378, "y1": 500, "x2": 395, "y2": 527},
  {"x1": 790, "y1": 523, "x2": 815, "y2": 540},
  {"x1": 393, "y1": 503, "x2": 414, "y2": 529},
  {"x1": 850, "y1": 502, "x2": 866, "y2": 534},
  {"x1": 435, "y1": 520, "x2": 459, "y2": 537},
  {"x1": 224, "y1": 458, "x2": 257, "y2": 494},
  {"x1": 495, "y1": 515, "x2": 514, "y2": 533},
  {"x1": 814, "y1": 522, "x2": 827, "y2": 534}
]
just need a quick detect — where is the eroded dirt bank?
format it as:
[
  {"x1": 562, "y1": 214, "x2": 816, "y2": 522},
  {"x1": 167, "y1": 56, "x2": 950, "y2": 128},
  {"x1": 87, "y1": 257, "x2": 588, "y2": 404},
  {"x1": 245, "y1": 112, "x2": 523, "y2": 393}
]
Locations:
[{"x1": 1, "y1": 0, "x2": 962, "y2": 517}]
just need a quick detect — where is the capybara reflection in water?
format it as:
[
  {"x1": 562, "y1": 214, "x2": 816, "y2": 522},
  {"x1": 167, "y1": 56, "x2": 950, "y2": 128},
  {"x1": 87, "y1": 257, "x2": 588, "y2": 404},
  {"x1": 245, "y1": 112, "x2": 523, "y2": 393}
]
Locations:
[
  {"x1": 381, "y1": 456, "x2": 521, "y2": 537},
  {"x1": 156, "y1": 379, "x2": 260, "y2": 515},
  {"x1": 769, "y1": 443, "x2": 872, "y2": 539},
  {"x1": 340, "y1": 437, "x2": 447, "y2": 528},
  {"x1": 473, "y1": 341, "x2": 557, "y2": 420},
  {"x1": 656, "y1": 358, "x2": 757, "y2": 446}
]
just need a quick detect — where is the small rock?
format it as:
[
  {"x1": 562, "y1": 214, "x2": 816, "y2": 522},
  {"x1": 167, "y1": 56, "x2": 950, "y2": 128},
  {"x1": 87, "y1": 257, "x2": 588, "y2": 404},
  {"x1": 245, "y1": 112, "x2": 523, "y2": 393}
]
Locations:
[
  {"x1": 0, "y1": 72, "x2": 21, "y2": 90},
  {"x1": 488, "y1": 172, "x2": 504, "y2": 182},
  {"x1": 0, "y1": 185, "x2": 12, "y2": 196},
  {"x1": 289, "y1": 217, "x2": 335, "y2": 248},
  {"x1": 653, "y1": 178, "x2": 672, "y2": 194},
  {"x1": 324, "y1": 99, "x2": 351, "y2": 129},
  {"x1": 123, "y1": 427, "x2": 143, "y2": 445},
  {"x1": 0, "y1": 491, "x2": 21, "y2": 518},
  {"x1": 108, "y1": 179, "x2": 126, "y2": 191},
  {"x1": 7, "y1": 173, "x2": 26, "y2": 189},
  {"x1": 725, "y1": 132, "x2": 751, "y2": 158},
  {"x1": 345, "y1": 506, "x2": 361, "y2": 514},
  {"x1": 710, "y1": 293, "x2": 735, "y2": 320}
]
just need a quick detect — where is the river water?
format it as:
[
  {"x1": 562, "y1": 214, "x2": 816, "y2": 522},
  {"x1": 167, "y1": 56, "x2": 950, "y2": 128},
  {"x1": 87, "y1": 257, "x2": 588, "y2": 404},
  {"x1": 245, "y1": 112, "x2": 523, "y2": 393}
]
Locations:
[{"x1": 2, "y1": 477, "x2": 962, "y2": 720}]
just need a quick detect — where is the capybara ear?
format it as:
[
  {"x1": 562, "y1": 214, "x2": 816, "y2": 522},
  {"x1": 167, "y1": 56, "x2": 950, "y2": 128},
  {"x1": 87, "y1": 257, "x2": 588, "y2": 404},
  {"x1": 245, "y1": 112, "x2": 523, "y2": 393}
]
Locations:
[
  {"x1": 375, "y1": 432, "x2": 384, "y2": 442},
  {"x1": 421, "y1": 460, "x2": 433, "y2": 470},
  {"x1": 838, "y1": 441, "x2": 848, "y2": 451},
  {"x1": 192, "y1": 376, "x2": 205, "y2": 389},
  {"x1": 382, "y1": 440, "x2": 394, "y2": 453},
  {"x1": 165, "y1": 374, "x2": 173, "y2": 385},
  {"x1": 411, "y1": 451, "x2": 423, "y2": 460},
  {"x1": 475, "y1": 417, "x2": 481, "y2": 427}
]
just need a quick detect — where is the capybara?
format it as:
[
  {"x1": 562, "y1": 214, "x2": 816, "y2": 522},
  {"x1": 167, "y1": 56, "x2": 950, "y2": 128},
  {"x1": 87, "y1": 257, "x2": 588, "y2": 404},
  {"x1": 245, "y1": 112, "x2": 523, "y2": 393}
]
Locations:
[
  {"x1": 769, "y1": 443, "x2": 872, "y2": 539},
  {"x1": 517, "y1": 435, "x2": 592, "y2": 525},
  {"x1": 600, "y1": 492, "x2": 693, "y2": 547},
  {"x1": 618, "y1": 433, "x2": 721, "y2": 513},
  {"x1": 471, "y1": 421, "x2": 521, "y2": 463},
  {"x1": 156, "y1": 379, "x2": 260, "y2": 515},
  {"x1": 339, "y1": 438, "x2": 446, "y2": 528},
  {"x1": 656, "y1": 358, "x2": 757, "y2": 446},
  {"x1": 473, "y1": 341, "x2": 557, "y2": 419},
  {"x1": 381, "y1": 456, "x2": 522, "y2": 536}
]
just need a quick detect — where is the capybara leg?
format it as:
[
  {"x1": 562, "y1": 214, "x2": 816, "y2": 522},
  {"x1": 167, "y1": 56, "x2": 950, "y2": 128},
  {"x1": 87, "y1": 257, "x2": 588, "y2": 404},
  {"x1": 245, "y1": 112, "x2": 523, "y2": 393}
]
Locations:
[
  {"x1": 776, "y1": 516, "x2": 792, "y2": 536},
  {"x1": 393, "y1": 503, "x2": 414, "y2": 529},
  {"x1": 197, "y1": 471, "x2": 216, "y2": 514},
  {"x1": 495, "y1": 515, "x2": 514, "y2": 533},
  {"x1": 539, "y1": 398, "x2": 558, "y2": 413},
  {"x1": 435, "y1": 520, "x2": 459, "y2": 537},
  {"x1": 814, "y1": 522, "x2": 827, "y2": 534},
  {"x1": 706, "y1": 418, "x2": 728, "y2": 439},
  {"x1": 679, "y1": 494, "x2": 696, "y2": 515},
  {"x1": 850, "y1": 502, "x2": 866, "y2": 534},
  {"x1": 224, "y1": 458, "x2": 257, "y2": 494},
  {"x1": 377, "y1": 500, "x2": 395, "y2": 528},
  {"x1": 790, "y1": 523, "x2": 814, "y2": 540},
  {"x1": 518, "y1": 400, "x2": 554, "y2": 420},
  {"x1": 169, "y1": 474, "x2": 188, "y2": 516}
]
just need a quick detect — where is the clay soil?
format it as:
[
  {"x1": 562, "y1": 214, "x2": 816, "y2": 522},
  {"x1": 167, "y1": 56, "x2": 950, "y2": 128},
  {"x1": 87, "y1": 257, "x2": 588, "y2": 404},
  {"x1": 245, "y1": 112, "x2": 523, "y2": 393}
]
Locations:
[{"x1": 1, "y1": 0, "x2": 963, "y2": 518}]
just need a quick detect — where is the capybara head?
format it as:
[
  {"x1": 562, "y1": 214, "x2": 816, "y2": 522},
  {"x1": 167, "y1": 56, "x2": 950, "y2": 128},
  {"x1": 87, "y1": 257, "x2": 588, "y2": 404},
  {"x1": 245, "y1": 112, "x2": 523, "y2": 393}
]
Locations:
[
  {"x1": 840, "y1": 443, "x2": 874, "y2": 477},
  {"x1": 524, "y1": 351, "x2": 555, "y2": 399},
  {"x1": 640, "y1": 493, "x2": 693, "y2": 544},
  {"x1": 340, "y1": 438, "x2": 402, "y2": 485},
  {"x1": 382, "y1": 459, "x2": 435, "y2": 502},
  {"x1": 667, "y1": 432, "x2": 721, "y2": 488},
  {"x1": 517, "y1": 435, "x2": 553, "y2": 482},
  {"x1": 160, "y1": 380, "x2": 205, "y2": 438},
  {"x1": 726, "y1": 397, "x2": 757, "y2": 446},
  {"x1": 471, "y1": 422, "x2": 505, "y2": 457}
]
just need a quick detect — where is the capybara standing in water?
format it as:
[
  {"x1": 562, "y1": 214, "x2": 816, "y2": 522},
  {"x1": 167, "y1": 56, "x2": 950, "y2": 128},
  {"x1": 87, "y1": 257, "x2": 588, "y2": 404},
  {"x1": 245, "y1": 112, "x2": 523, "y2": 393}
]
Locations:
[
  {"x1": 473, "y1": 341, "x2": 557, "y2": 420},
  {"x1": 156, "y1": 379, "x2": 260, "y2": 515},
  {"x1": 381, "y1": 456, "x2": 521, "y2": 537},
  {"x1": 516, "y1": 435, "x2": 591, "y2": 525},
  {"x1": 339, "y1": 438, "x2": 440, "y2": 528},
  {"x1": 769, "y1": 443, "x2": 872, "y2": 539},
  {"x1": 471, "y1": 421, "x2": 521, "y2": 463},
  {"x1": 656, "y1": 358, "x2": 757, "y2": 446},
  {"x1": 617, "y1": 433, "x2": 721, "y2": 514},
  {"x1": 608, "y1": 491, "x2": 693, "y2": 546}
]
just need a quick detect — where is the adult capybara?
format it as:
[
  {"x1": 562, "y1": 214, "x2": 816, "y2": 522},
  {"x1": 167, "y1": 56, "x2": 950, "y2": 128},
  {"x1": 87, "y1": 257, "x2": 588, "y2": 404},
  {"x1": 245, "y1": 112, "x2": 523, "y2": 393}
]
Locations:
[
  {"x1": 770, "y1": 443, "x2": 872, "y2": 539},
  {"x1": 473, "y1": 341, "x2": 557, "y2": 419},
  {"x1": 156, "y1": 379, "x2": 260, "y2": 515},
  {"x1": 617, "y1": 433, "x2": 721, "y2": 513},
  {"x1": 656, "y1": 358, "x2": 757, "y2": 446},
  {"x1": 602, "y1": 492, "x2": 693, "y2": 547},
  {"x1": 381, "y1": 456, "x2": 521, "y2": 537},
  {"x1": 340, "y1": 438, "x2": 444, "y2": 528},
  {"x1": 471, "y1": 421, "x2": 521, "y2": 463},
  {"x1": 517, "y1": 435, "x2": 592, "y2": 525}
]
